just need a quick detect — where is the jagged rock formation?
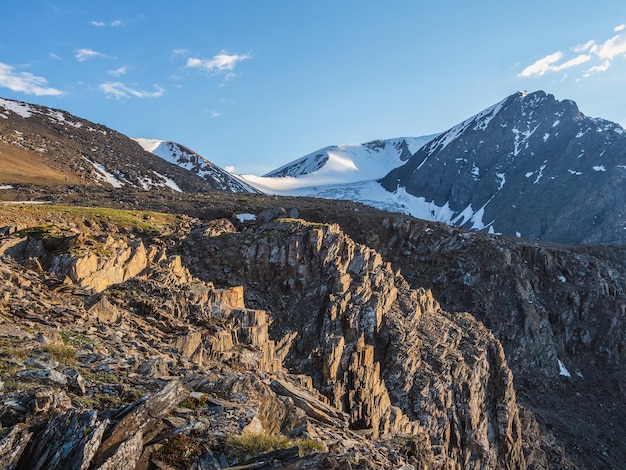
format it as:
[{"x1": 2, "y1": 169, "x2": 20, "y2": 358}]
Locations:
[
  {"x1": 0, "y1": 206, "x2": 552, "y2": 469},
  {"x1": 183, "y1": 217, "x2": 538, "y2": 468},
  {"x1": 339, "y1": 212, "x2": 626, "y2": 469}
]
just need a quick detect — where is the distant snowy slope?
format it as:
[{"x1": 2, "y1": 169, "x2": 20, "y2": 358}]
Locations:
[
  {"x1": 238, "y1": 134, "x2": 443, "y2": 218},
  {"x1": 135, "y1": 138, "x2": 260, "y2": 194},
  {"x1": 263, "y1": 136, "x2": 436, "y2": 182},
  {"x1": 245, "y1": 178, "x2": 466, "y2": 224},
  {"x1": 240, "y1": 135, "x2": 437, "y2": 193}
]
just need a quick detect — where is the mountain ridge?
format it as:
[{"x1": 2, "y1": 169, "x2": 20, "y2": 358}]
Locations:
[
  {"x1": 0, "y1": 97, "x2": 255, "y2": 194},
  {"x1": 380, "y1": 90, "x2": 626, "y2": 244}
]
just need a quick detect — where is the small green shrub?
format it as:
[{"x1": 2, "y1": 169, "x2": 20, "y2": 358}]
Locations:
[
  {"x1": 152, "y1": 433, "x2": 204, "y2": 467},
  {"x1": 179, "y1": 394, "x2": 209, "y2": 410}
]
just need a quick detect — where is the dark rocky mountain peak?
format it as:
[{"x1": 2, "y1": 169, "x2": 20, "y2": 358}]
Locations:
[{"x1": 381, "y1": 90, "x2": 626, "y2": 244}]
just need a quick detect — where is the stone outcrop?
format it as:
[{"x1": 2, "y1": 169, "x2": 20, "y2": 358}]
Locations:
[{"x1": 189, "y1": 218, "x2": 536, "y2": 468}]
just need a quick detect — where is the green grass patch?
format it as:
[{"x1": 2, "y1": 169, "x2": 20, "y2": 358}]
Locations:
[
  {"x1": 0, "y1": 337, "x2": 30, "y2": 361},
  {"x1": 60, "y1": 330, "x2": 98, "y2": 349},
  {"x1": 39, "y1": 343, "x2": 76, "y2": 366},
  {"x1": 79, "y1": 367, "x2": 122, "y2": 385},
  {"x1": 275, "y1": 218, "x2": 329, "y2": 230},
  {"x1": 6, "y1": 205, "x2": 178, "y2": 234},
  {"x1": 19, "y1": 224, "x2": 65, "y2": 238},
  {"x1": 225, "y1": 432, "x2": 324, "y2": 462},
  {"x1": 73, "y1": 386, "x2": 144, "y2": 409}
]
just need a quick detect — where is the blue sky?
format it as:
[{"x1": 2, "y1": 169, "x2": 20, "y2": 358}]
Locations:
[{"x1": 1, "y1": 1, "x2": 626, "y2": 174}]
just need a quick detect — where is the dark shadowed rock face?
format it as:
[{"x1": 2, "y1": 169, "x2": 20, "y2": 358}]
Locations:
[
  {"x1": 381, "y1": 90, "x2": 626, "y2": 244},
  {"x1": 350, "y1": 213, "x2": 626, "y2": 469}
]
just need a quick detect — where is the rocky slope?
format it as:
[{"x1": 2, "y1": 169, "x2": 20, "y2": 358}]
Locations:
[
  {"x1": 381, "y1": 91, "x2": 626, "y2": 244},
  {"x1": 0, "y1": 97, "x2": 251, "y2": 193},
  {"x1": 0, "y1": 203, "x2": 569, "y2": 469}
]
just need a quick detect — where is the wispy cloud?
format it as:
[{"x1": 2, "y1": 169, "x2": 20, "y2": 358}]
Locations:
[
  {"x1": 170, "y1": 49, "x2": 189, "y2": 59},
  {"x1": 75, "y1": 48, "x2": 108, "y2": 62},
  {"x1": 573, "y1": 40, "x2": 597, "y2": 53},
  {"x1": 0, "y1": 61, "x2": 63, "y2": 96},
  {"x1": 555, "y1": 54, "x2": 591, "y2": 70},
  {"x1": 108, "y1": 66, "x2": 128, "y2": 77},
  {"x1": 519, "y1": 25, "x2": 626, "y2": 79},
  {"x1": 185, "y1": 51, "x2": 252, "y2": 74},
  {"x1": 584, "y1": 60, "x2": 611, "y2": 77},
  {"x1": 49, "y1": 53, "x2": 61, "y2": 61},
  {"x1": 99, "y1": 81, "x2": 164, "y2": 99},
  {"x1": 518, "y1": 51, "x2": 564, "y2": 77},
  {"x1": 90, "y1": 20, "x2": 123, "y2": 27}
]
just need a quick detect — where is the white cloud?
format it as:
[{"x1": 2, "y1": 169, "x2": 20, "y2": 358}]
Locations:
[
  {"x1": 596, "y1": 33, "x2": 626, "y2": 59},
  {"x1": 108, "y1": 66, "x2": 128, "y2": 77},
  {"x1": 185, "y1": 51, "x2": 252, "y2": 73},
  {"x1": 553, "y1": 54, "x2": 591, "y2": 70},
  {"x1": 111, "y1": 20, "x2": 123, "y2": 27},
  {"x1": 519, "y1": 27, "x2": 626, "y2": 79},
  {"x1": 90, "y1": 20, "x2": 105, "y2": 27},
  {"x1": 211, "y1": 111, "x2": 221, "y2": 118},
  {"x1": 99, "y1": 81, "x2": 164, "y2": 99},
  {"x1": 224, "y1": 165, "x2": 236, "y2": 173},
  {"x1": 0, "y1": 61, "x2": 63, "y2": 96},
  {"x1": 75, "y1": 48, "x2": 107, "y2": 62},
  {"x1": 518, "y1": 51, "x2": 563, "y2": 77},
  {"x1": 49, "y1": 53, "x2": 61, "y2": 61}
]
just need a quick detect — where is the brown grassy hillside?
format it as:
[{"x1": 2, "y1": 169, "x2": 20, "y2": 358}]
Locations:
[{"x1": 0, "y1": 141, "x2": 82, "y2": 185}]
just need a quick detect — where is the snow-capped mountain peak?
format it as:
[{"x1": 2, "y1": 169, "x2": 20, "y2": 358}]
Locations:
[
  {"x1": 240, "y1": 135, "x2": 437, "y2": 194},
  {"x1": 134, "y1": 138, "x2": 259, "y2": 194}
]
